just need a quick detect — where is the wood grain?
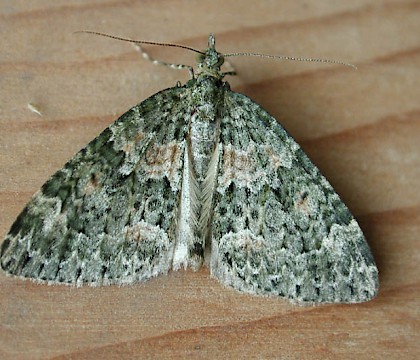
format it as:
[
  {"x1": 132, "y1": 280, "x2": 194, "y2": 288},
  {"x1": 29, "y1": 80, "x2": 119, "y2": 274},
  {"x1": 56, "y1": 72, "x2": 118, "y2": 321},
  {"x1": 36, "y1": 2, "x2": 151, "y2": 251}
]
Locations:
[{"x1": 1, "y1": 1, "x2": 419, "y2": 359}]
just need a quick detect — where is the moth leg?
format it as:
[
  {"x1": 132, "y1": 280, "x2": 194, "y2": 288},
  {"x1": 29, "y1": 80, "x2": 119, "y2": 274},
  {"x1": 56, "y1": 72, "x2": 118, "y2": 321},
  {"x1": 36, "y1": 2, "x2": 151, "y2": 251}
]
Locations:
[
  {"x1": 221, "y1": 58, "x2": 237, "y2": 77},
  {"x1": 132, "y1": 43, "x2": 194, "y2": 78}
]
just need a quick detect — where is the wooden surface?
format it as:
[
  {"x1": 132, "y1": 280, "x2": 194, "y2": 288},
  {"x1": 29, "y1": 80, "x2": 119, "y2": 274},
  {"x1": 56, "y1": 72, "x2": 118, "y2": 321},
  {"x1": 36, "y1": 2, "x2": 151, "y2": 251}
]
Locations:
[{"x1": 1, "y1": 1, "x2": 419, "y2": 359}]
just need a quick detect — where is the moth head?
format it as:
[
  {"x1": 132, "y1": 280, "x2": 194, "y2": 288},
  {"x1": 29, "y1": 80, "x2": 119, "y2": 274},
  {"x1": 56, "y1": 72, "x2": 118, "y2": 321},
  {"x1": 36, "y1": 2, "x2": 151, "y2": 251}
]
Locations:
[{"x1": 195, "y1": 34, "x2": 225, "y2": 79}]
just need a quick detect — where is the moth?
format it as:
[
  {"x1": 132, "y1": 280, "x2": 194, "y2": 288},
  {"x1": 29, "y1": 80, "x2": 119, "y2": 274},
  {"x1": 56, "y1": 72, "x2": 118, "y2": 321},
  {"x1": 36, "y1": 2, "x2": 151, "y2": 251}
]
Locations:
[{"x1": 1, "y1": 34, "x2": 379, "y2": 304}]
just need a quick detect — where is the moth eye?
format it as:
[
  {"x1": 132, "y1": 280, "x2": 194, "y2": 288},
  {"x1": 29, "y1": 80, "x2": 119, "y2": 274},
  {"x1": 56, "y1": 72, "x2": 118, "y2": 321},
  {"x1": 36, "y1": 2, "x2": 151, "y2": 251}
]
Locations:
[
  {"x1": 196, "y1": 53, "x2": 205, "y2": 63},
  {"x1": 216, "y1": 55, "x2": 224, "y2": 67}
]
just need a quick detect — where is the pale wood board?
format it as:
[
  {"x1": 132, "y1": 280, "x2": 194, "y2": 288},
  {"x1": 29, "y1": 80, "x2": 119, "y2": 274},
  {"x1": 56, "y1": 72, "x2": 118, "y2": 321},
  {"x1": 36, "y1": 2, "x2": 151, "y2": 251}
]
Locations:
[{"x1": 0, "y1": 1, "x2": 419, "y2": 359}]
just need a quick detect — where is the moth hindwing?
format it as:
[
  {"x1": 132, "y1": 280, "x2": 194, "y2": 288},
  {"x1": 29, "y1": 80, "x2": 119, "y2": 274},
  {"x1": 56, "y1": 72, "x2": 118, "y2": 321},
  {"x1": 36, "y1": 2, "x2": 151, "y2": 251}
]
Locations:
[{"x1": 1, "y1": 34, "x2": 379, "y2": 304}]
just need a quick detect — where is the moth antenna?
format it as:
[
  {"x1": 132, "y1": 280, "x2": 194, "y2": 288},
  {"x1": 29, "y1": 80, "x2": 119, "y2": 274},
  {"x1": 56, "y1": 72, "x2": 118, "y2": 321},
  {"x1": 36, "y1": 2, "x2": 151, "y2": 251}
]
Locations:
[
  {"x1": 223, "y1": 51, "x2": 357, "y2": 69},
  {"x1": 74, "y1": 31, "x2": 205, "y2": 55}
]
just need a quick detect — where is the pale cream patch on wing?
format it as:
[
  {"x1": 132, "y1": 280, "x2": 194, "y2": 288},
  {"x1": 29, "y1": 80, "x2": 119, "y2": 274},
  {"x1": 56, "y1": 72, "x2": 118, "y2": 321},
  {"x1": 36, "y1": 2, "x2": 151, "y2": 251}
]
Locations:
[
  {"x1": 144, "y1": 140, "x2": 183, "y2": 186},
  {"x1": 218, "y1": 143, "x2": 267, "y2": 190}
]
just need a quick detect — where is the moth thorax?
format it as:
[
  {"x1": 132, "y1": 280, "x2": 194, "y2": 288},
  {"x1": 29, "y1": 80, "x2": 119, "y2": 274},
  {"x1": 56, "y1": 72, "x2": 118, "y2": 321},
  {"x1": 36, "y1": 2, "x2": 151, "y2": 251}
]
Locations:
[
  {"x1": 188, "y1": 78, "x2": 223, "y2": 181},
  {"x1": 189, "y1": 103, "x2": 220, "y2": 181}
]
